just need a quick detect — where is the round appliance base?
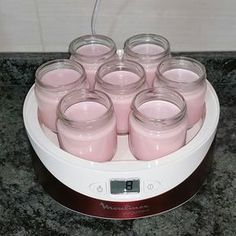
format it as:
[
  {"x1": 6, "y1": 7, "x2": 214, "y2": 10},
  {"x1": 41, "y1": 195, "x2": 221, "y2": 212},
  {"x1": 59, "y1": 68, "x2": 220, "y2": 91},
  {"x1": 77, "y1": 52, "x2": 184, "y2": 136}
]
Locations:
[{"x1": 31, "y1": 142, "x2": 214, "y2": 220}]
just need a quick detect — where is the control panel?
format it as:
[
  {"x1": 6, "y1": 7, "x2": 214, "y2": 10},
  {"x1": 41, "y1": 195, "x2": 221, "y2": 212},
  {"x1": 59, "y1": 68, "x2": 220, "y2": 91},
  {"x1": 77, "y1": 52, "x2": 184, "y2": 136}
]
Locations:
[{"x1": 89, "y1": 179, "x2": 161, "y2": 197}]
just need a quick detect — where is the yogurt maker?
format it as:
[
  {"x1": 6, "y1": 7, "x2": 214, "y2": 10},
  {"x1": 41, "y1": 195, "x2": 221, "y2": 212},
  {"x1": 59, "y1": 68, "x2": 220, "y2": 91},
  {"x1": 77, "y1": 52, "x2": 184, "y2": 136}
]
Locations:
[{"x1": 23, "y1": 80, "x2": 220, "y2": 220}]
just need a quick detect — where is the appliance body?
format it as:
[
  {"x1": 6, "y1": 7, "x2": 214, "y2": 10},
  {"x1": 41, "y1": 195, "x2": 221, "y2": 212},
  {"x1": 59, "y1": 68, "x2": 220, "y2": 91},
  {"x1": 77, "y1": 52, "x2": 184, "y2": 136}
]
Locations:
[{"x1": 23, "y1": 81, "x2": 220, "y2": 219}]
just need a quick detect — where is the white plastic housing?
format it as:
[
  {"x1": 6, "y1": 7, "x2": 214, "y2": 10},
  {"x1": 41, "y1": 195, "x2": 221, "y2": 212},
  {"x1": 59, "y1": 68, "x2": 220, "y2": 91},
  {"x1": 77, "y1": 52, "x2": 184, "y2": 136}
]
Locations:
[{"x1": 23, "y1": 81, "x2": 219, "y2": 202}]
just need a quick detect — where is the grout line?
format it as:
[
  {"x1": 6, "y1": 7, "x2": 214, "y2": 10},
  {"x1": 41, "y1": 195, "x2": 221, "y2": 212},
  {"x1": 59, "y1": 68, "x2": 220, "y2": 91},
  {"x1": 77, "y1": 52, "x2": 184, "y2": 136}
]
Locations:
[{"x1": 33, "y1": 0, "x2": 45, "y2": 52}]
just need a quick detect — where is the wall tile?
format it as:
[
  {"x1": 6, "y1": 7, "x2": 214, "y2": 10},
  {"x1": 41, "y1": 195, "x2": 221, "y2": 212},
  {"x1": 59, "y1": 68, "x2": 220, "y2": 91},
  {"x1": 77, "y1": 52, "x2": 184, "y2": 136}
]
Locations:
[
  {"x1": 95, "y1": 0, "x2": 236, "y2": 51},
  {"x1": 0, "y1": 0, "x2": 236, "y2": 52},
  {"x1": 0, "y1": 0, "x2": 42, "y2": 51},
  {"x1": 36, "y1": 0, "x2": 93, "y2": 52}
]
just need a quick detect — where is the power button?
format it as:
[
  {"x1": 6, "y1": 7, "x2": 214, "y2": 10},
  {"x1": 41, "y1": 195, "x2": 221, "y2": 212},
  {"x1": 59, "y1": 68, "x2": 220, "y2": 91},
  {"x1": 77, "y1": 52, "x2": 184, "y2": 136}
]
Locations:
[{"x1": 89, "y1": 182, "x2": 107, "y2": 194}]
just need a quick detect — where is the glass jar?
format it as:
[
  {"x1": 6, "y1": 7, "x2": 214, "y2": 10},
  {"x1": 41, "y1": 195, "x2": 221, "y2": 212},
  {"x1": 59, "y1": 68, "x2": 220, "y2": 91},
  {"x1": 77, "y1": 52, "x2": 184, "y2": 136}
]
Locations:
[
  {"x1": 57, "y1": 89, "x2": 117, "y2": 162},
  {"x1": 154, "y1": 56, "x2": 207, "y2": 128},
  {"x1": 129, "y1": 87, "x2": 187, "y2": 160},
  {"x1": 69, "y1": 34, "x2": 117, "y2": 90},
  {"x1": 35, "y1": 59, "x2": 87, "y2": 132},
  {"x1": 96, "y1": 59, "x2": 147, "y2": 134},
  {"x1": 123, "y1": 34, "x2": 170, "y2": 87}
]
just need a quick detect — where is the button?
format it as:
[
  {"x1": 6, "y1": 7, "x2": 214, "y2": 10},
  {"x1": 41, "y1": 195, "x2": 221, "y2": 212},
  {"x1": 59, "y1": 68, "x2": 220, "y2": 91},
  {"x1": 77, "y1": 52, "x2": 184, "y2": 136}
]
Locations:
[
  {"x1": 145, "y1": 181, "x2": 160, "y2": 192},
  {"x1": 89, "y1": 182, "x2": 107, "y2": 194},
  {"x1": 147, "y1": 183, "x2": 154, "y2": 190}
]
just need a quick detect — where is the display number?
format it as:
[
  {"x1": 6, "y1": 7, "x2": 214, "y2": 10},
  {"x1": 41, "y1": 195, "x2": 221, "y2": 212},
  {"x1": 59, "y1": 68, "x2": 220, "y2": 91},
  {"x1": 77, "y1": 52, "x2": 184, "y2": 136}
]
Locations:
[
  {"x1": 110, "y1": 179, "x2": 140, "y2": 194},
  {"x1": 126, "y1": 181, "x2": 133, "y2": 191}
]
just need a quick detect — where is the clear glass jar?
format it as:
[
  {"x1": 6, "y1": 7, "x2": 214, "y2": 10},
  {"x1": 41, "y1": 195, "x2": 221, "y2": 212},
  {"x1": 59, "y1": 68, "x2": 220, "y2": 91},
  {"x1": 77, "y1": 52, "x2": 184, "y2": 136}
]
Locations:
[
  {"x1": 129, "y1": 87, "x2": 187, "y2": 160},
  {"x1": 57, "y1": 89, "x2": 117, "y2": 162},
  {"x1": 35, "y1": 59, "x2": 87, "y2": 132},
  {"x1": 96, "y1": 59, "x2": 147, "y2": 134},
  {"x1": 123, "y1": 34, "x2": 170, "y2": 87},
  {"x1": 154, "y1": 56, "x2": 207, "y2": 128},
  {"x1": 69, "y1": 34, "x2": 117, "y2": 90}
]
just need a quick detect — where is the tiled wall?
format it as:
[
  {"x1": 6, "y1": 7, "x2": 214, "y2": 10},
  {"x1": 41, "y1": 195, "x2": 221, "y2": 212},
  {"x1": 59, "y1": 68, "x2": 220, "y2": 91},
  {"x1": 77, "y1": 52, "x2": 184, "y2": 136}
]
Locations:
[{"x1": 0, "y1": 0, "x2": 236, "y2": 52}]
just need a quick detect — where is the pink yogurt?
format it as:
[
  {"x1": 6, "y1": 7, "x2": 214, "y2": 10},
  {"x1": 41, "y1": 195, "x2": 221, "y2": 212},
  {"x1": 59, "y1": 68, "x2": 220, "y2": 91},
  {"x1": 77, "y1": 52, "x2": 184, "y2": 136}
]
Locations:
[
  {"x1": 57, "y1": 95, "x2": 117, "y2": 162},
  {"x1": 95, "y1": 59, "x2": 147, "y2": 134},
  {"x1": 161, "y1": 68, "x2": 206, "y2": 128},
  {"x1": 129, "y1": 100, "x2": 187, "y2": 160},
  {"x1": 131, "y1": 44, "x2": 165, "y2": 87},
  {"x1": 76, "y1": 44, "x2": 111, "y2": 89},
  {"x1": 41, "y1": 69, "x2": 80, "y2": 86},
  {"x1": 35, "y1": 62, "x2": 86, "y2": 132},
  {"x1": 69, "y1": 35, "x2": 117, "y2": 90},
  {"x1": 124, "y1": 34, "x2": 170, "y2": 88},
  {"x1": 101, "y1": 71, "x2": 146, "y2": 134}
]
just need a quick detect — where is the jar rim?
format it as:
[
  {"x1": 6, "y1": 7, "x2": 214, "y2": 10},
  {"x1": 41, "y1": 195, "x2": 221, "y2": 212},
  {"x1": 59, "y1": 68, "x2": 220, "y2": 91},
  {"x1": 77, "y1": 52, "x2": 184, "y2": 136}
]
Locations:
[
  {"x1": 69, "y1": 34, "x2": 117, "y2": 63},
  {"x1": 57, "y1": 89, "x2": 114, "y2": 129},
  {"x1": 124, "y1": 33, "x2": 170, "y2": 62},
  {"x1": 35, "y1": 59, "x2": 86, "y2": 91},
  {"x1": 96, "y1": 59, "x2": 146, "y2": 95},
  {"x1": 156, "y1": 56, "x2": 206, "y2": 90},
  {"x1": 131, "y1": 87, "x2": 187, "y2": 130}
]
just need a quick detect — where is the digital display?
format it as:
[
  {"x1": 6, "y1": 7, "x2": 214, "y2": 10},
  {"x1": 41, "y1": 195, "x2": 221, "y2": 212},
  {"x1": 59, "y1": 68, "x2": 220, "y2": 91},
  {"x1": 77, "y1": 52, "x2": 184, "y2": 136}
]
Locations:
[{"x1": 110, "y1": 179, "x2": 140, "y2": 194}]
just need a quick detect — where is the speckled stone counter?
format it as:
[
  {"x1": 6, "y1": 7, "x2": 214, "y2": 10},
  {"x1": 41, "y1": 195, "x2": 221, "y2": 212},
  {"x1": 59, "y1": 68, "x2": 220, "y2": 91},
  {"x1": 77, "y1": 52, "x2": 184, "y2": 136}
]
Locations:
[{"x1": 0, "y1": 52, "x2": 235, "y2": 235}]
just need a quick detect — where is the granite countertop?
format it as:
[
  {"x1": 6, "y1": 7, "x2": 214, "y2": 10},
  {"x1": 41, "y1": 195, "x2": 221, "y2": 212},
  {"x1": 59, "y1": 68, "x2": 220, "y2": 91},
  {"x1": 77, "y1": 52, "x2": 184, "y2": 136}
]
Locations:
[{"x1": 0, "y1": 52, "x2": 235, "y2": 235}]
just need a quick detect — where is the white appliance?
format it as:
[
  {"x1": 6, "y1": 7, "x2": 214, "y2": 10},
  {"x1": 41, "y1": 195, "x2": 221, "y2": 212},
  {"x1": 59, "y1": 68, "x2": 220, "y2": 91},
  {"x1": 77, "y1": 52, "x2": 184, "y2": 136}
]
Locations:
[{"x1": 23, "y1": 81, "x2": 220, "y2": 220}]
